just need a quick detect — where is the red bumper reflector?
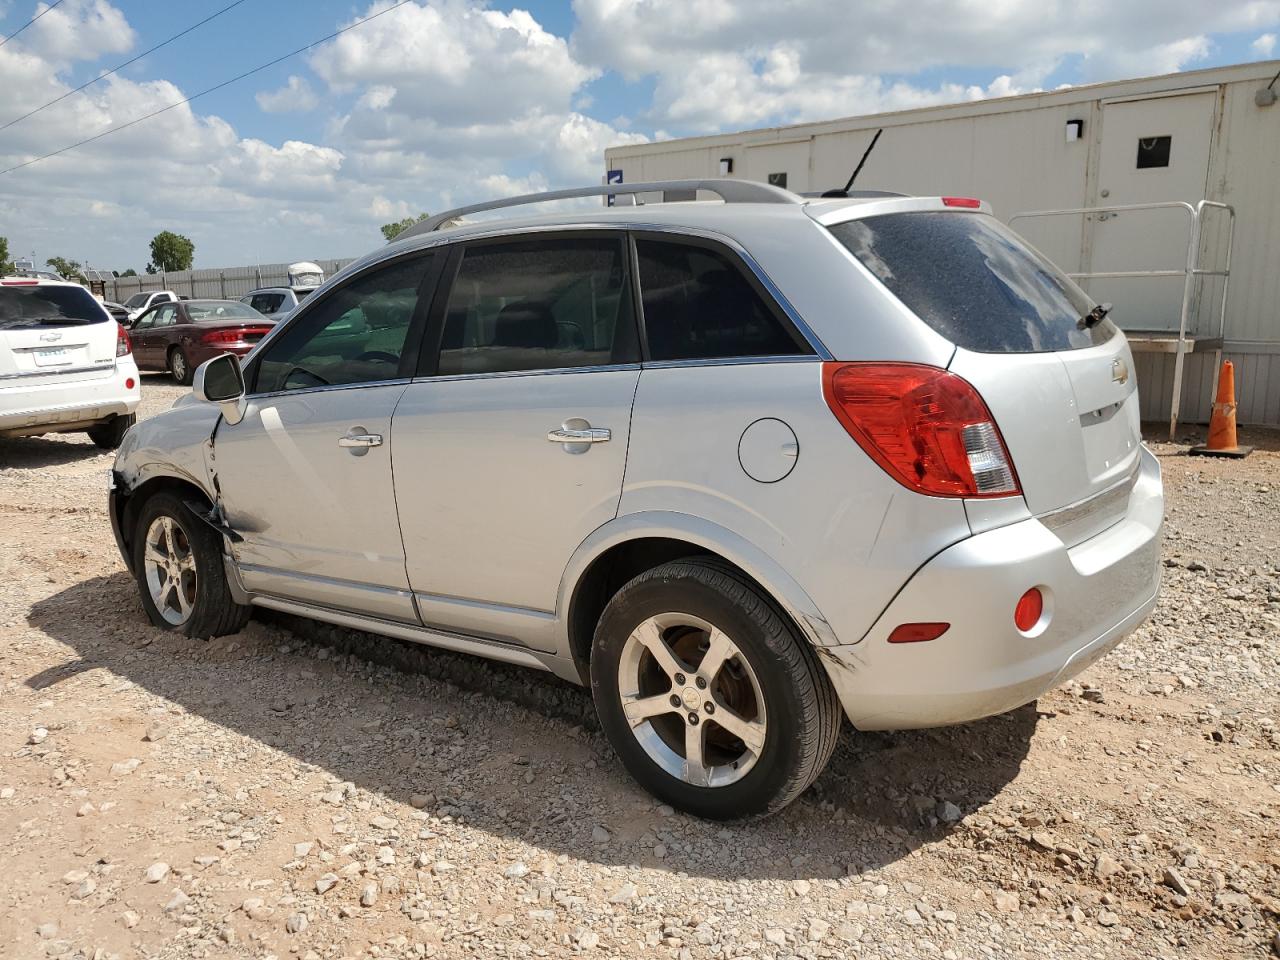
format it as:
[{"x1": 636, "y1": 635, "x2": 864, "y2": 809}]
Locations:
[
  {"x1": 1014, "y1": 588, "x2": 1043, "y2": 632},
  {"x1": 125, "y1": 378, "x2": 135, "y2": 389},
  {"x1": 888, "y1": 622, "x2": 950, "y2": 644}
]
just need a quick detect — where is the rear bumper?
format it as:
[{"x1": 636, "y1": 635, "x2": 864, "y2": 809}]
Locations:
[
  {"x1": 0, "y1": 359, "x2": 140, "y2": 436},
  {"x1": 187, "y1": 343, "x2": 257, "y2": 368},
  {"x1": 822, "y1": 445, "x2": 1163, "y2": 730}
]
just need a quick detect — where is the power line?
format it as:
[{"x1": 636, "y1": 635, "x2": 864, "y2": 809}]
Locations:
[
  {"x1": 0, "y1": 0, "x2": 415, "y2": 177},
  {"x1": 1, "y1": 0, "x2": 250, "y2": 133},
  {"x1": 0, "y1": 0, "x2": 66, "y2": 48}
]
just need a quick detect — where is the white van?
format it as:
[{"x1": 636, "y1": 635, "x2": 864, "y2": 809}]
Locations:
[{"x1": 1, "y1": 277, "x2": 141, "y2": 448}]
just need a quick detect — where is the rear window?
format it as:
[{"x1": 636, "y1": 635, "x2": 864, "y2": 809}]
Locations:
[
  {"x1": 829, "y1": 212, "x2": 1116, "y2": 353},
  {"x1": 186, "y1": 301, "x2": 264, "y2": 322},
  {"x1": 0, "y1": 284, "x2": 108, "y2": 328}
]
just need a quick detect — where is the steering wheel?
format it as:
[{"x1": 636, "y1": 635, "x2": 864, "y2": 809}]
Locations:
[{"x1": 354, "y1": 351, "x2": 400, "y2": 366}]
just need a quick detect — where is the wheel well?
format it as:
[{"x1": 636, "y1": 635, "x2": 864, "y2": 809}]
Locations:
[
  {"x1": 119, "y1": 476, "x2": 211, "y2": 563},
  {"x1": 567, "y1": 537, "x2": 787, "y2": 683}
]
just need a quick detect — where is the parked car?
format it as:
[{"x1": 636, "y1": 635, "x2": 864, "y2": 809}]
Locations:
[
  {"x1": 102, "y1": 300, "x2": 130, "y2": 322},
  {"x1": 108, "y1": 181, "x2": 1163, "y2": 818},
  {"x1": 1, "y1": 276, "x2": 139, "y2": 447},
  {"x1": 122, "y1": 290, "x2": 179, "y2": 321},
  {"x1": 239, "y1": 285, "x2": 317, "y2": 322},
  {"x1": 129, "y1": 299, "x2": 273, "y2": 385}
]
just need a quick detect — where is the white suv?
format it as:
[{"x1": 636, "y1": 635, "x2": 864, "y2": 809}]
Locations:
[
  {"x1": 1, "y1": 277, "x2": 140, "y2": 448},
  {"x1": 108, "y1": 180, "x2": 1162, "y2": 818}
]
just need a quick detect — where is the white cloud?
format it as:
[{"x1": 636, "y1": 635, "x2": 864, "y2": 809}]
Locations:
[
  {"x1": 256, "y1": 75, "x2": 319, "y2": 114},
  {"x1": 570, "y1": 0, "x2": 1279, "y2": 130},
  {"x1": 2, "y1": 0, "x2": 1279, "y2": 271},
  {"x1": 20, "y1": 0, "x2": 134, "y2": 64}
]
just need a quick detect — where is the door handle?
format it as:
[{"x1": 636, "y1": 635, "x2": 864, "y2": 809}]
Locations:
[
  {"x1": 547, "y1": 426, "x2": 610, "y2": 443},
  {"x1": 338, "y1": 433, "x2": 383, "y2": 448}
]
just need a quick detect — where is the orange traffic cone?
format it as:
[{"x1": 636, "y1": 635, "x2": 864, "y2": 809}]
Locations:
[{"x1": 1190, "y1": 360, "x2": 1252, "y2": 458}]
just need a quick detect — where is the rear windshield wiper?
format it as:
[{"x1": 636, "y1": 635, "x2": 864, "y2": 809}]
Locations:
[
  {"x1": 0, "y1": 320, "x2": 96, "y2": 330},
  {"x1": 1078, "y1": 302, "x2": 1112, "y2": 329}
]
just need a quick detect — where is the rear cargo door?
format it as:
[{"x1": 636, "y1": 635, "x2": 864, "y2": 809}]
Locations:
[
  {"x1": 0, "y1": 284, "x2": 117, "y2": 386},
  {"x1": 949, "y1": 338, "x2": 1142, "y2": 517},
  {"x1": 827, "y1": 209, "x2": 1144, "y2": 525}
]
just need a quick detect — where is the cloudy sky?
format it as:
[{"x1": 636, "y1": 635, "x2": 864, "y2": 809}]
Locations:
[{"x1": 0, "y1": 0, "x2": 1277, "y2": 272}]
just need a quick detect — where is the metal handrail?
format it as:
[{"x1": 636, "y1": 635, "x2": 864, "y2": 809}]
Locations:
[
  {"x1": 393, "y1": 179, "x2": 802, "y2": 243},
  {"x1": 1008, "y1": 199, "x2": 1236, "y2": 439}
]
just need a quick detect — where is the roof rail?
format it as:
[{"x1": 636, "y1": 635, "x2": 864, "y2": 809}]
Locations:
[{"x1": 392, "y1": 178, "x2": 801, "y2": 243}]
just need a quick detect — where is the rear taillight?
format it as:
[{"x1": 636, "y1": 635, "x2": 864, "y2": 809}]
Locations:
[
  {"x1": 116, "y1": 323, "x2": 131, "y2": 357},
  {"x1": 200, "y1": 325, "x2": 270, "y2": 344},
  {"x1": 822, "y1": 362, "x2": 1020, "y2": 498}
]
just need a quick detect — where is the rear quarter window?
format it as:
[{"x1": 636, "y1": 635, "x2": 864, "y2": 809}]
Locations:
[{"x1": 829, "y1": 212, "x2": 1116, "y2": 353}]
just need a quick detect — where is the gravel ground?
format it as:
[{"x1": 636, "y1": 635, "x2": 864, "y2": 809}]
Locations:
[{"x1": 1, "y1": 374, "x2": 1278, "y2": 960}]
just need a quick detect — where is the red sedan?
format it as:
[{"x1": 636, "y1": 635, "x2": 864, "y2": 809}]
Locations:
[{"x1": 129, "y1": 299, "x2": 275, "y2": 384}]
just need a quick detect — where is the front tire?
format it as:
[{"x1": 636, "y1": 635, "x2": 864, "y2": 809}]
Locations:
[
  {"x1": 132, "y1": 492, "x2": 250, "y2": 638},
  {"x1": 87, "y1": 413, "x2": 135, "y2": 449},
  {"x1": 168, "y1": 348, "x2": 192, "y2": 385},
  {"x1": 590, "y1": 559, "x2": 841, "y2": 819}
]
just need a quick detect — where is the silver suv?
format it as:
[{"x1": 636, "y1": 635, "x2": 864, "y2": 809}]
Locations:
[{"x1": 109, "y1": 180, "x2": 1163, "y2": 818}]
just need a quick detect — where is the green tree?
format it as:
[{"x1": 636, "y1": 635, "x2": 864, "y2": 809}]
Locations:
[
  {"x1": 147, "y1": 231, "x2": 195, "y2": 273},
  {"x1": 0, "y1": 236, "x2": 12, "y2": 274},
  {"x1": 46, "y1": 256, "x2": 86, "y2": 281},
  {"x1": 380, "y1": 213, "x2": 429, "y2": 242},
  {"x1": 117, "y1": 268, "x2": 138, "y2": 277}
]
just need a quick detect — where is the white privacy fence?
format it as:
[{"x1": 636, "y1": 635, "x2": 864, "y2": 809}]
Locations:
[{"x1": 107, "y1": 258, "x2": 358, "y2": 302}]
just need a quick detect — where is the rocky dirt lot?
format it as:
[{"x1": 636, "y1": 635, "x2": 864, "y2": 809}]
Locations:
[{"x1": 1, "y1": 374, "x2": 1278, "y2": 960}]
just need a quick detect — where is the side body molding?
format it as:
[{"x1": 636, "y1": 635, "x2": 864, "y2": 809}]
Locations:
[{"x1": 555, "y1": 510, "x2": 839, "y2": 656}]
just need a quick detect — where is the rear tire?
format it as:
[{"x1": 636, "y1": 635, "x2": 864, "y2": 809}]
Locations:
[
  {"x1": 132, "y1": 492, "x2": 250, "y2": 639},
  {"x1": 87, "y1": 413, "x2": 135, "y2": 449},
  {"x1": 168, "y1": 348, "x2": 192, "y2": 386},
  {"x1": 590, "y1": 559, "x2": 840, "y2": 819}
]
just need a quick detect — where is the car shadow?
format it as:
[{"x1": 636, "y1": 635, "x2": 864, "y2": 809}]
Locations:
[
  {"x1": 28, "y1": 573, "x2": 1038, "y2": 882},
  {"x1": 0, "y1": 434, "x2": 110, "y2": 468}
]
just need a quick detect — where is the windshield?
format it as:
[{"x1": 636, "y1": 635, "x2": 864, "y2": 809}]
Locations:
[
  {"x1": 829, "y1": 211, "x2": 1117, "y2": 353},
  {"x1": 124, "y1": 293, "x2": 149, "y2": 308},
  {"x1": 296, "y1": 289, "x2": 313, "y2": 301},
  {"x1": 187, "y1": 301, "x2": 267, "y2": 322},
  {"x1": 0, "y1": 284, "x2": 109, "y2": 328}
]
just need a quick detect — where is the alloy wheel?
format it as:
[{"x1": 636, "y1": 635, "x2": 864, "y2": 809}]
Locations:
[
  {"x1": 616, "y1": 613, "x2": 767, "y2": 788},
  {"x1": 143, "y1": 515, "x2": 197, "y2": 625}
]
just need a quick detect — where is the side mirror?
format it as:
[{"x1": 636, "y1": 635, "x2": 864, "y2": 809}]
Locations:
[{"x1": 193, "y1": 354, "x2": 247, "y2": 425}]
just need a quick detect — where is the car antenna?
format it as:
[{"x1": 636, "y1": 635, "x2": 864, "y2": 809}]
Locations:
[{"x1": 821, "y1": 128, "x2": 882, "y2": 198}]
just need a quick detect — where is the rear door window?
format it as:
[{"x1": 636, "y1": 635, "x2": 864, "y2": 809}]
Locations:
[
  {"x1": 828, "y1": 212, "x2": 1116, "y2": 353},
  {"x1": 634, "y1": 237, "x2": 811, "y2": 361},
  {"x1": 433, "y1": 235, "x2": 637, "y2": 376}
]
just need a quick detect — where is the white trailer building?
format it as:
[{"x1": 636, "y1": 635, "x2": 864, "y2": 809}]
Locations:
[{"x1": 605, "y1": 61, "x2": 1280, "y2": 428}]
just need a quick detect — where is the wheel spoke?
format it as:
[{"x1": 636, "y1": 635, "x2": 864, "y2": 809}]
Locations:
[
  {"x1": 144, "y1": 544, "x2": 167, "y2": 566},
  {"x1": 174, "y1": 579, "x2": 193, "y2": 618},
  {"x1": 161, "y1": 516, "x2": 177, "y2": 556},
  {"x1": 683, "y1": 721, "x2": 710, "y2": 786},
  {"x1": 632, "y1": 620, "x2": 687, "y2": 681},
  {"x1": 711, "y1": 702, "x2": 766, "y2": 755},
  {"x1": 698, "y1": 628, "x2": 736, "y2": 683},
  {"x1": 177, "y1": 552, "x2": 197, "y2": 572},
  {"x1": 621, "y1": 692, "x2": 677, "y2": 726}
]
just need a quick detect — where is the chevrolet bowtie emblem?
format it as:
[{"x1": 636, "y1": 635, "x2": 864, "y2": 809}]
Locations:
[
  {"x1": 1111, "y1": 357, "x2": 1129, "y2": 385},
  {"x1": 39, "y1": 332, "x2": 63, "y2": 343}
]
